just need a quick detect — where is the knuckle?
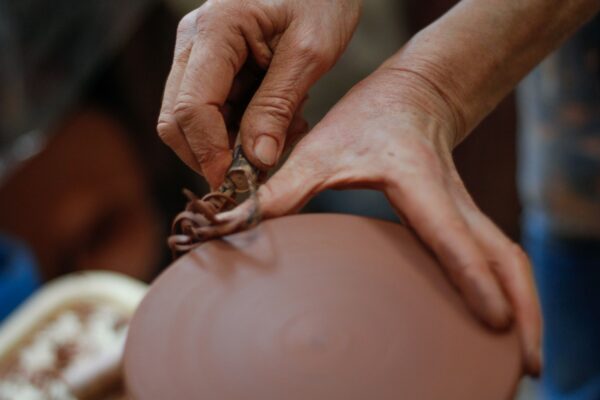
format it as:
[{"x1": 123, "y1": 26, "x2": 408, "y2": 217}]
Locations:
[
  {"x1": 250, "y1": 94, "x2": 296, "y2": 124},
  {"x1": 194, "y1": 12, "x2": 217, "y2": 38},
  {"x1": 174, "y1": 12, "x2": 197, "y2": 63},
  {"x1": 173, "y1": 97, "x2": 198, "y2": 127},
  {"x1": 294, "y1": 35, "x2": 331, "y2": 68},
  {"x1": 177, "y1": 10, "x2": 197, "y2": 36},
  {"x1": 195, "y1": 0, "x2": 243, "y2": 31},
  {"x1": 156, "y1": 118, "x2": 173, "y2": 142},
  {"x1": 192, "y1": 5, "x2": 246, "y2": 65},
  {"x1": 193, "y1": 3, "x2": 224, "y2": 35},
  {"x1": 220, "y1": 2, "x2": 247, "y2": 21}
]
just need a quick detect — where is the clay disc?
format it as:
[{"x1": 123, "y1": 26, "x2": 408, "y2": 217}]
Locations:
[{"x1": 124, "y1": 214, "x2": 521, "y2": 400}]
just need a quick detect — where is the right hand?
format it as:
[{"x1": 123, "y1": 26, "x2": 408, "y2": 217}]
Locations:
[{"x1": 158, "y1": 0, "x2": 362, "y2": 188}]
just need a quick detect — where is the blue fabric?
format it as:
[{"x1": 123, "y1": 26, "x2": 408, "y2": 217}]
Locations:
[
  {"x1": 518, "y1": 14, "x2": 600, "y2": 399},
  {"x1": 0, "y1": 234, "x2": 41, "y2": 322},
  {"x1": 523, "y1": 210, "x2": 600, "y2": 400},
  {"x1": 517, "y1": 13, "x2": 600, "y2": 238}
]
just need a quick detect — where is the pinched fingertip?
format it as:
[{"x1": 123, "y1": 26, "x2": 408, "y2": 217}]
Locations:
[{"x1": 199, "y1": 150, "x2": 233, "y2": 190}]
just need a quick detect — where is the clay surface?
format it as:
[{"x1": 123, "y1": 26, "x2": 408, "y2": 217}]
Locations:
[{"x1": 125, "y1": 214, "x2": 521, "y2": 400}]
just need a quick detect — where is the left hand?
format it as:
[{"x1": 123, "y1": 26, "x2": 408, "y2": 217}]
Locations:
[{"x1": 221, "y1": 66, "x2": 542, "y2": 375}]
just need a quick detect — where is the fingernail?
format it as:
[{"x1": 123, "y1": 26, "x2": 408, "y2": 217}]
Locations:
[
  {"x1": 253, "y1": 135, "x2": 278, "y2": 167},
  {"x1": 527, "y1": 347, "x2": 542, "y2": 377},
  {"x1": 523, "y1": 331, "x2": 543, "y2": 376}
]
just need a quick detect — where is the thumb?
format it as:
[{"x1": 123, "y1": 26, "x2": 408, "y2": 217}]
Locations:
[
  {"x1": 257, "y1": 156, "x2": 322, "y2": 219},
  {"x1": 240, "y1": 31, "x2": 332, "y2": 169}
]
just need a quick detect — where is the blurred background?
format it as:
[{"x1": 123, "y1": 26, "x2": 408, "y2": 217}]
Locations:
[
  {"x1": 4, "y1": 0, "x2": 600, "y2": 398},
  {"x1": 0, "y1": 0, "x2": 542, "y2": 398},
  {"x1": 0, "y1": 0, "x2": 520, "y2": 292}
]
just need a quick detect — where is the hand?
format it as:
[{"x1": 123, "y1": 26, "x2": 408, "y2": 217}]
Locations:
[
  {"x1": 158, "y1": 0, "x2": 362, "y2": 188},
  {"x1": 223, "y1": 67, "x2": 542, "y2": 375}
]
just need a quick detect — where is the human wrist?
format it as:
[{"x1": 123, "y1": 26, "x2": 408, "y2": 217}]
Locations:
[
  {"x1": 369, "y1": 60, "x2": 466, "y2": 150},
  {"x1": 377, "y1": 0, "x2": 600, "y2": 148}
]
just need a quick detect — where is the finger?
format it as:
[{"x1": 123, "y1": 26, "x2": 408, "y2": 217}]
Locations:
[
  {"x1": 174, "y1": 13, "x2": 248, "y2": 188},
  {"x1": 223, "y1": 66, "x2": 266, "y2": 139},
  {"x1": 157, "y1": 11, "x2": 202, "y2": 174},
  {"x1": 285, "y1": 96, "x2": 310, "y2": 150},
  {"x1": 385, "y1": 177, "x2": 513, "y2": 329},
  {"x1": 272, "y1": 101, "x2": 309, "y2": 168},
  {"x1": 256, "y1": 149, "x2": 323, "y2": 218},
  {"x1": 240, "y1": 29, "x2": 332, "y2": 170},
  {"x1": 456, "y1": 195, "x2": 542, "y2": 376},
  {"x1": 228, "y1": 62, "x2": 264, "y2": 104}
]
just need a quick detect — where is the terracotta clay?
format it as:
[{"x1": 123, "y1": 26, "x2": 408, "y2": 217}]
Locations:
[{"x1": 124, "y1": 214, "x2": 521, "y2": 400}]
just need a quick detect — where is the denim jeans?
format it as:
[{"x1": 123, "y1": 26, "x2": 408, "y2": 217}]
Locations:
[
  {"x1": 518, "y1": 12, "x2": 600, "y2": 400},
  {"x1": 523, "y1": 209, "x2": 600, "y2": 400}
]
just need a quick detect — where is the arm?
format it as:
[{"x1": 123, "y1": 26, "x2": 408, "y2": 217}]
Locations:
[
  {"x1": 382, "y1": 0, "x2": 600, "y2": 144},
  {"x1": 235, "y1": 1, "x2": 599, "y2": 376}
]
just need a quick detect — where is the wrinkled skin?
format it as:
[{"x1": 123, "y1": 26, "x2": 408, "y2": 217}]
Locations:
[
  {"x1": 158, "y1": 0, "x2": 361, "y2": 188},
  {"x1": 158, "y1": 0, "x2": 556, "y2": 376},
  {"x1": 219, "y1": 68, "x2": 541, "y2": 376}
]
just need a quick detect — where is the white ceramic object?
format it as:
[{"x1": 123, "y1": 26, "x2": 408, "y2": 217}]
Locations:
[
  {"x1": 0, "y1": 271, "x2": 147, "y2": 356},
  {"x1": 0, "y1": 271, "x2": 147, "y2": 398}
]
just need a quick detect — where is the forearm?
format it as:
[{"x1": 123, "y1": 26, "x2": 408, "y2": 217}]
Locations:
[{"x1": 382, "y1": 0, "x2": 600, "y2": 144}]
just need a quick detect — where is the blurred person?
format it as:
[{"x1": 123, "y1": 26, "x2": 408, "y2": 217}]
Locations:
[
  {"x1": 0, "y1": 0, "x2": 170, "y2": 319},
  {"x1": 517, "y1": 17, "x2": 600, "y2": 399},
  {"x1": 158, "y1": 0, "x2": 600, "y2": 395}
]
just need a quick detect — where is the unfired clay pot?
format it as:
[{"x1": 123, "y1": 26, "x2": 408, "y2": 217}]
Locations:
[{"x1": 124, "y1": 214, "x2": 521, "y2": 400}]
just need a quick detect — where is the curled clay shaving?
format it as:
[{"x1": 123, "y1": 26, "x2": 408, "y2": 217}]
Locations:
[{"x1": 168, "y1": 146, "x2": 261, "y2": 256}]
